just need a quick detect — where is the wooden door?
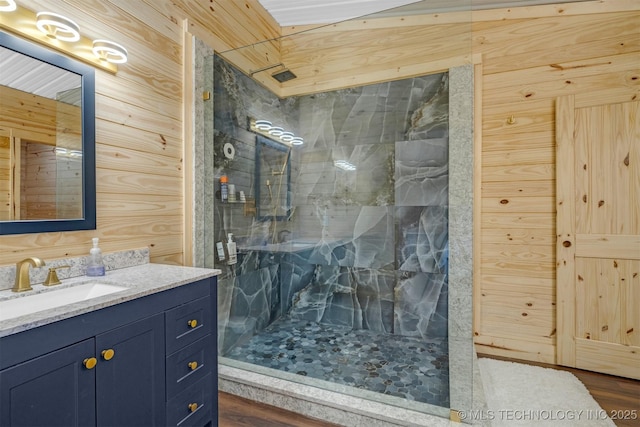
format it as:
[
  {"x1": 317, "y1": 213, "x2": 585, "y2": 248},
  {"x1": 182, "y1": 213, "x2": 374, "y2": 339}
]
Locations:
[{"x1": 556, "y1": 90, "x2": 640, "y2": 379}]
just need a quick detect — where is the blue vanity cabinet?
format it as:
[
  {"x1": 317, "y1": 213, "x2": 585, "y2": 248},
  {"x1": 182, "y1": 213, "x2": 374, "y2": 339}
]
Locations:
[
  {"x1": 0, "y1": 339, "x2": 96, "y2": 426},
  {"x1": 95, "y1": 313, "x2": 166, "y2": 427},
  {"x1": 165, "y1": 296, "x2": 214, "y2": 426},
  {"x1": 0, "y1": 276, "x2": 218, "y2": 427},
  {"x1": 0, "y1": 315, "x2": 165, "y2": 427}
]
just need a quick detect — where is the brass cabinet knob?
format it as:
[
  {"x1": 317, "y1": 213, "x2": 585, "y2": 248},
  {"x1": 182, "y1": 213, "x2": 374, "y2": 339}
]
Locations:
[
  {"x1": 188, "y1": 361, "x2": 198, "y2": 371},
  {"x1": 188, "y1": 403, "x2": 198, "y2": 413},
  {"x1": 101, "y1": 349, "x2": 115, "y2": 361},
  {"x1": 187, "y1": 319, "x2": 198, "y2": 328},
  {"x1": 83, "y1": 357, "x2": 97, "y2": 369}
]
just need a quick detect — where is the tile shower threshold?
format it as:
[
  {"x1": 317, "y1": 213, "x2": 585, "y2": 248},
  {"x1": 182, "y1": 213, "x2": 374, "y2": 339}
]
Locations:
[{"x1": 219, "y1": 358, "x2": 452, "y2": 426}]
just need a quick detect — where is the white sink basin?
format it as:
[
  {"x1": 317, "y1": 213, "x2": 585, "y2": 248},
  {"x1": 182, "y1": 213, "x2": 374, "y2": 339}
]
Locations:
[{"x1": 0, "y1": 282, "x2": 127, "y2": 322}]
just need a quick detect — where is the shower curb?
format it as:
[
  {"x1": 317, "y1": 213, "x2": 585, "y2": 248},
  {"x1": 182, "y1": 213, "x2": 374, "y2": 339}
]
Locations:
[{"x1": 218, "y1": 364, "x2": 455, "y2": 426}]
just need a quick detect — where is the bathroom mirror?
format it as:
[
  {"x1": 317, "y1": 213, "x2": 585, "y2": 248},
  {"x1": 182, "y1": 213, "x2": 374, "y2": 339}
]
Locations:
[
  {"x1": 255, "y1": 135, "x2": 291, "y2": 220},
  {"x1": 0, "y1": 30, "x2": 95, "y2": 235}
]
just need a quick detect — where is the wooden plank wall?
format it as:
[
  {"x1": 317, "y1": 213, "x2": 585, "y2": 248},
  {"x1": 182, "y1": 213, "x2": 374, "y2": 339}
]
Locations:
[
  {"x1": 0, "y1": 0, "x2": 279, "y2": 267},
  {"x1": 0, "y1": 85, "x2": 81, "y2": 221},
  {"x1": 173, "y1": 0, "x2": 283, "y2": 95},
  {"x1": 473, "y1": 7, "x2": 639, "y2": 363},
  {"x1": 0, "y1": 0, "x2": 183, "y2": 264},
  {"x1": 1, "y1": 84, "x2": 60, "y2": 222},
  {"x1": 0, "y1": 86, "x2": 60, "y2": 139},
  {"x1": 255, "y1": 1, "x2": 638, "y2": 363},
  {"x1": 0, "y1": 135, "x2": 9, "y2": 220},
  {"x1": 0, "y1": 0, "x2": 637, "y2": 363}
]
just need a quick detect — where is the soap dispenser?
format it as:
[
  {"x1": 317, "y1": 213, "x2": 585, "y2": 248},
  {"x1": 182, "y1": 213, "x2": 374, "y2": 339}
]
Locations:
[{"x1": 86, "y1": 237, "x2": 106, "y2": 276}]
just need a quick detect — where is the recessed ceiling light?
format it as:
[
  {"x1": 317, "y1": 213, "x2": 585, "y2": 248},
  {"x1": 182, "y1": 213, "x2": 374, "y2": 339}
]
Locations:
[{"x1": 334, "y1": 160, "x2": 356, "y2": 171}]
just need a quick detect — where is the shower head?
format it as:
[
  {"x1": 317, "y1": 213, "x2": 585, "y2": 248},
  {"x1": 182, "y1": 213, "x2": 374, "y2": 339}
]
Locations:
[
  {"x1": 271, "y1": 68, "x2": 297, "y2": 83},
  {"x1": 249, "y1": 63, "x2": 297, "y2": 82}
]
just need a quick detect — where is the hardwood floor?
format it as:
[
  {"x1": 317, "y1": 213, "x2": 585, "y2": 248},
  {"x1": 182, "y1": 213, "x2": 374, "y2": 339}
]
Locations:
[
  {"x1": 218, "y1": 392, "x2": 339, "y2": 427},
  {"x1": 218, "y1": 357, "x2": 639, "y2": 426}
]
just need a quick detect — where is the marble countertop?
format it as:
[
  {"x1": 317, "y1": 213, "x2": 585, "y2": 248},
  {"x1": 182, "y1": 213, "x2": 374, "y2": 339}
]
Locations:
[{"x1": 0, "y1": 263, "x2": 221, "y2": 338}]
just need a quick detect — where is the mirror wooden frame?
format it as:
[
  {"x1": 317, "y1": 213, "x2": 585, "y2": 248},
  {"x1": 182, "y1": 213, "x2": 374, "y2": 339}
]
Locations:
[{"x1": 0, "y1": 30, "x2": 95, "y2": 235}]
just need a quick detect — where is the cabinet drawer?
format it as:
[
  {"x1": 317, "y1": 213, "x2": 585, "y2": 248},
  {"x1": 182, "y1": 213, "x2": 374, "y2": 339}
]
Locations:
[
  {"x1": 166, "y1": 373, "x2": 212, "y2": 427},
  {"x1": 165, "y1": 296, "x2": 211, "y2": 354},
  {"x1": 166, "y1": 335, "x2": 212, "y2": 399}
]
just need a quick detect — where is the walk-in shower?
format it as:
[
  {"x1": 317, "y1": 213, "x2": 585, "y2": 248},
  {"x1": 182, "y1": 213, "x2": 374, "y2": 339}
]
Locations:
[{"x1": 192, "y1": 26, "x2": 477, "y2": 425}]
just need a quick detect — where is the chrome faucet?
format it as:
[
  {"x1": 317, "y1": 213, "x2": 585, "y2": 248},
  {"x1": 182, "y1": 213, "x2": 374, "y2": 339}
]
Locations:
[{"x1": 12, "y1": 257, "x2": 46, "y2": 292}]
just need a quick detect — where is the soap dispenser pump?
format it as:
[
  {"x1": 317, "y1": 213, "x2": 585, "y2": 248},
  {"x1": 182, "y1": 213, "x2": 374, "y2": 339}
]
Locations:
[{"x1": 86, "y1": 237, "x2": 106, "y2": 277}]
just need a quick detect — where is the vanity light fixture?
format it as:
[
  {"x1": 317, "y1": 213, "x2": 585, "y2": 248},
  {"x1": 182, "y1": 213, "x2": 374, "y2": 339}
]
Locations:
[
  {"x1": 268, "y1": 127, "x2": 284, "y2": 137},
  {"x1": 0, "y1": 2, "x2": 126, "y2": 73},
  {"x1": 280, "y1": 132, "x2": 294, "y2": 143},
  {"x1": 255, "y1": 120, "x2": 272, "y2": 131},
  {"x1": 250, "y1": 118, "x2": 304, "y2": 147},
  {"x1": 36, "y1": 12, "x2": 80, "y2": 42},
  {"x1": 92, "y1": 39, "x2": 128, "y2": 64},
  {"x1": 0, "y1": 0, "x2": 17, "y2": 12}
]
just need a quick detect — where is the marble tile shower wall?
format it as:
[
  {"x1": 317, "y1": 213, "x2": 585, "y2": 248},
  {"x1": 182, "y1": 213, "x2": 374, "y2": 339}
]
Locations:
[{"x1": 213, "y1": 56, "x2": 449, "y2": 355}]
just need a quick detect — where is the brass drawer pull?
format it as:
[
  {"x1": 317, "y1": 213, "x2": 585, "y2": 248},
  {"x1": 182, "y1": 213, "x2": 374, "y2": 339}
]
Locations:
[
  {"x1": 187, "y1": 319, "x2": 198, "y2": 328},
  {"x1": 188, "y1": 361, "x2": 198, "y2": 371},
  {"x1": 83, "y1": 357, "x2": 97, "y2": 369},
  {"x1": 188, "y1": 402, "x2": 198, "y2": 412},
  {"x1": 101, "y1": 349, "x2": 115, "y2": 361}
]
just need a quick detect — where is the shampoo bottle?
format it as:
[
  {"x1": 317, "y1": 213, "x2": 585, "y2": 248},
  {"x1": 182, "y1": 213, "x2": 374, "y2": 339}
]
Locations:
[
  {"x1": 220, "y1": 175, "x2": 228, "y2": 203},
  {"x1": 226, "y1": 233, "x2": 237, "y2": 265},
  {"x1": 86, "y1": 237, "x2": 106, "y2": 276}
]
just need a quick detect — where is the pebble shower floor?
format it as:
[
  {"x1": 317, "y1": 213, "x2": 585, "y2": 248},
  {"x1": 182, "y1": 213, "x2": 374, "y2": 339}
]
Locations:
[{"x1": 226, "y1": 318, "x2": 450, "y2": 408}]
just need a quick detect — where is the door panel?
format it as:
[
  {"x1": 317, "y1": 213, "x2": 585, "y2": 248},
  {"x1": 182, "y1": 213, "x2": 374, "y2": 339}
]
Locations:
[
  {"x1": 96, "y1": 313, "x2": 165, "y2": 427},
  {"x1": 556, "y1": 91, "x2": 640, "y2": 379},
  {"x1": 0, "y1": 339, "x2": 96, "y2": 427}
]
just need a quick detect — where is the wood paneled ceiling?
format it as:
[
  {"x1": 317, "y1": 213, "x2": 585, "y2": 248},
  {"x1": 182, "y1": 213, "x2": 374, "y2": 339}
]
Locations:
[
  {"x1": 0, "y1": 45, "x2": 80, "y2": 101},
  {"x1": 257, "y1": 0, "x2": 594, "y2": 26}
]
